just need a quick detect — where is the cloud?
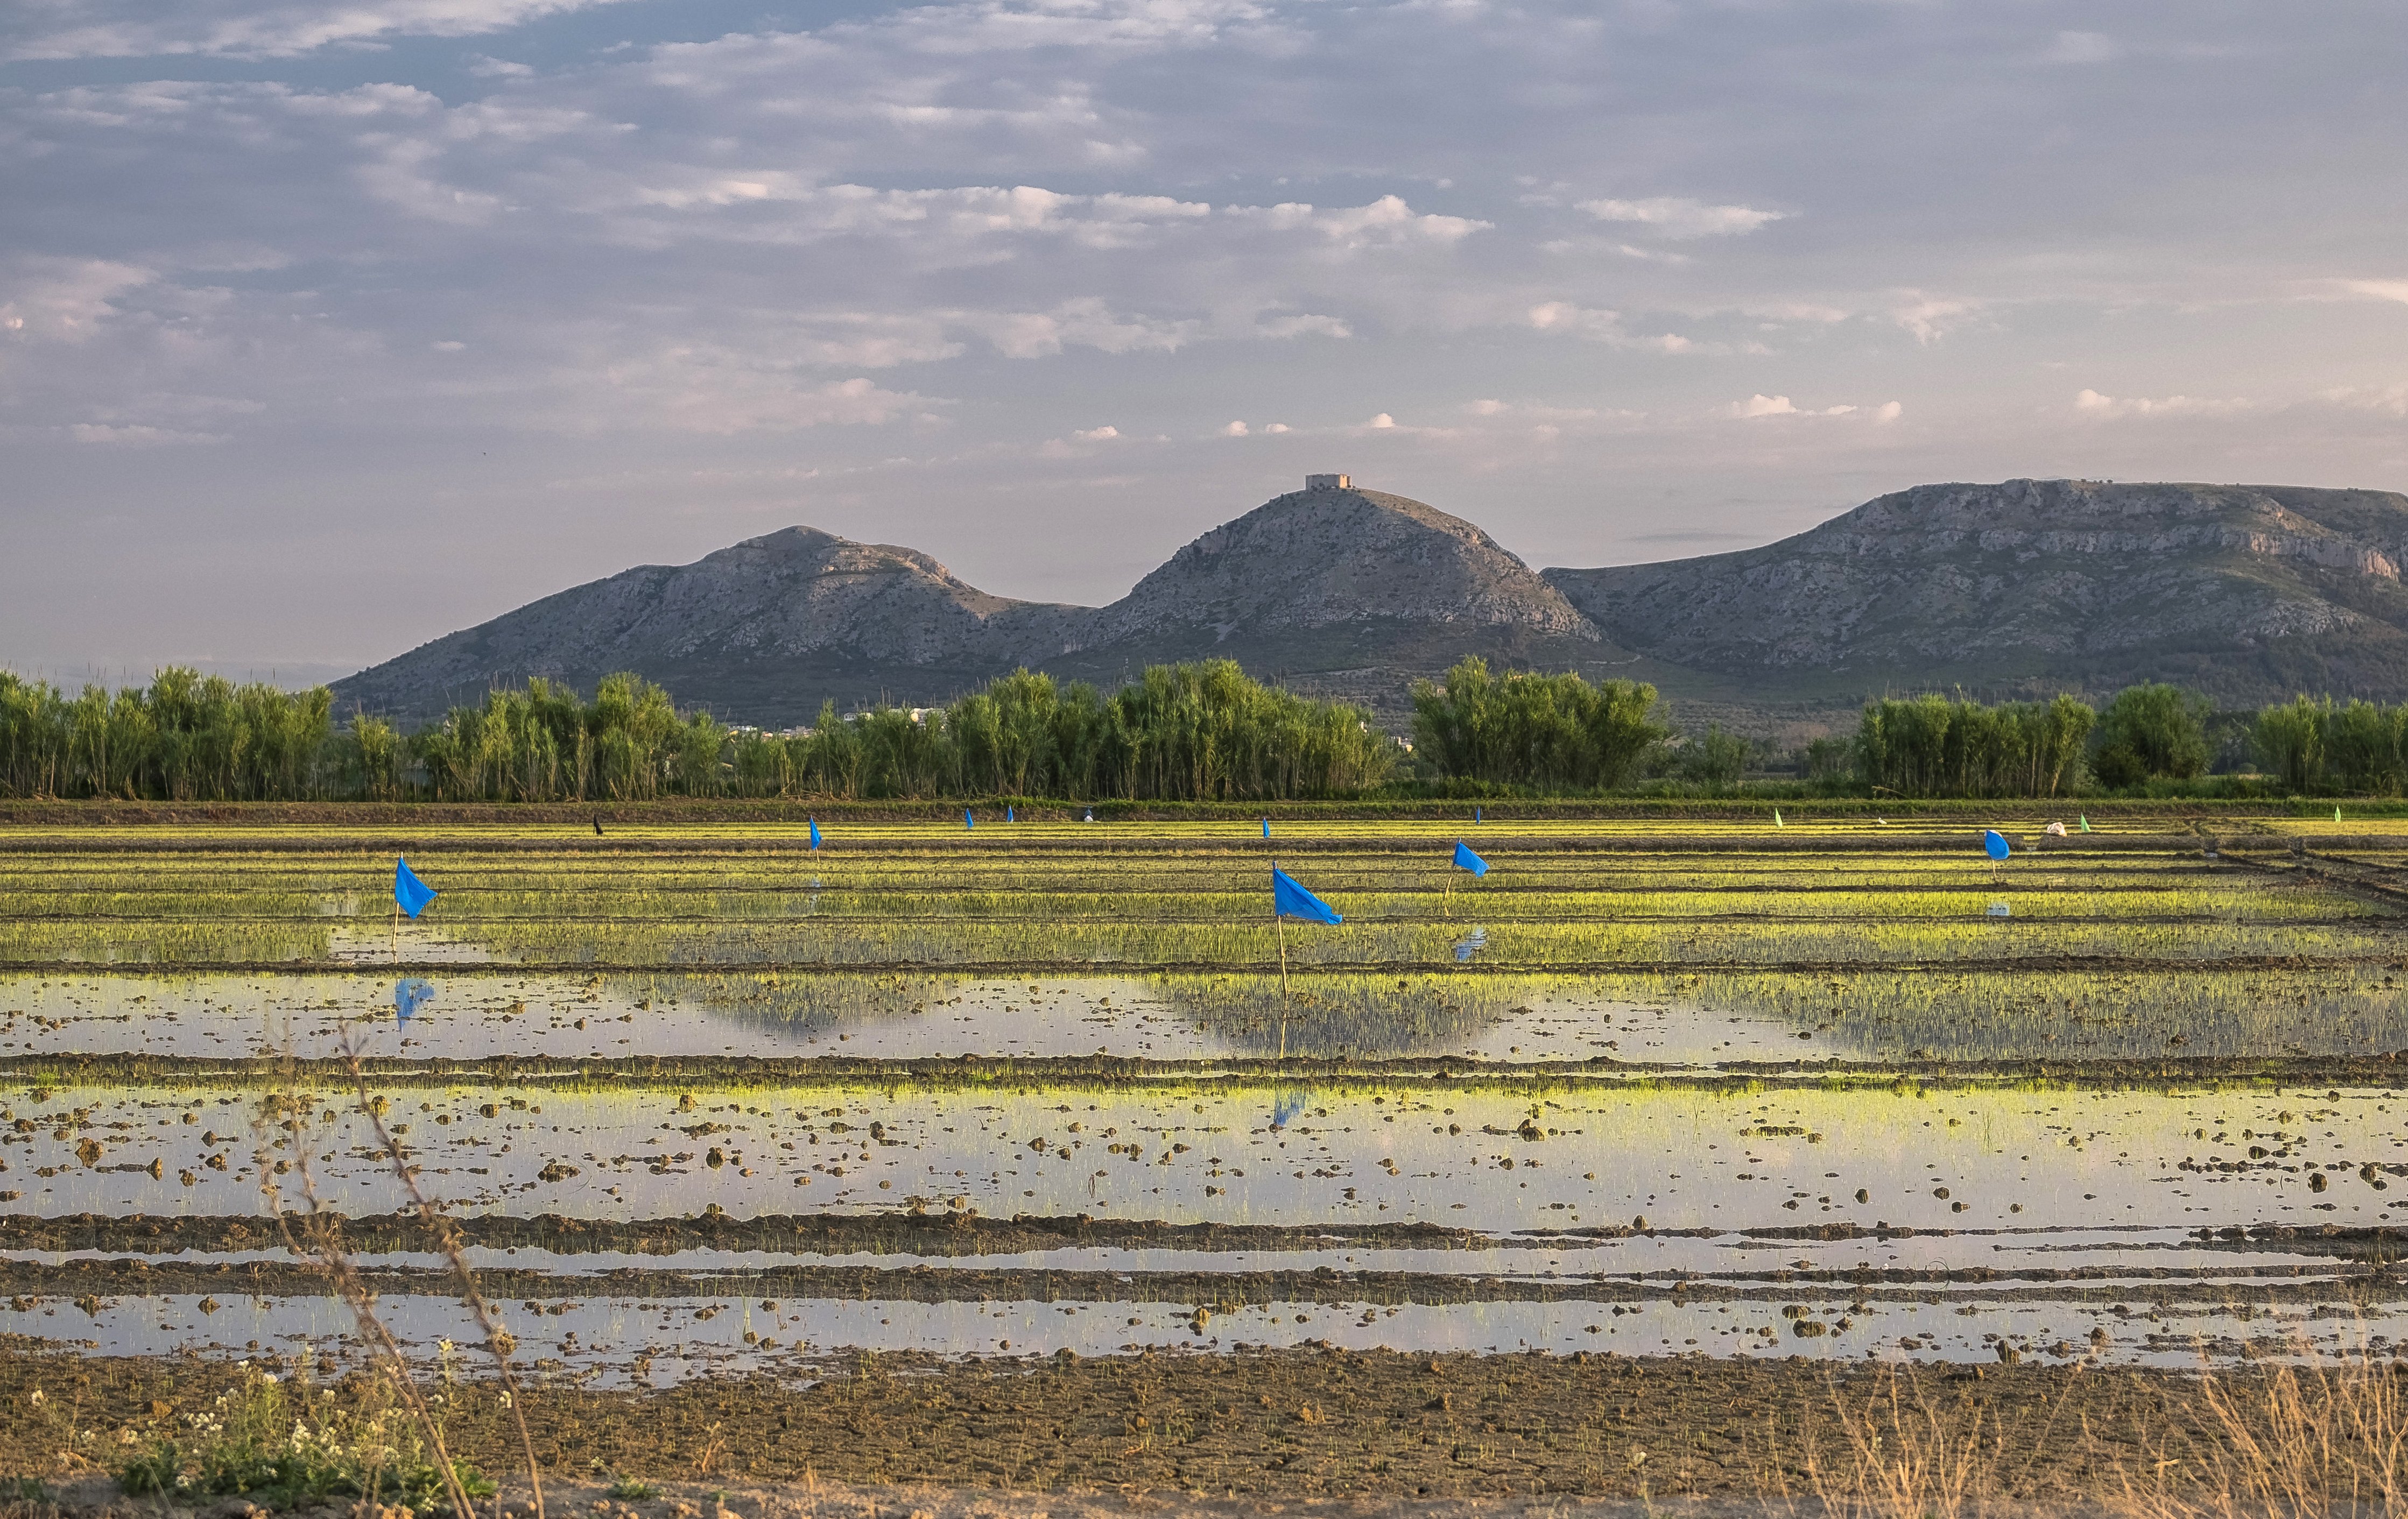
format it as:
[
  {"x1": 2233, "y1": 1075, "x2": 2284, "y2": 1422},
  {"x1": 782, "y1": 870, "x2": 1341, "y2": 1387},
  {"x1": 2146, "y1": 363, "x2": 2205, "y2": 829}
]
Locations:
[
  {"x1": 1221, "y1": 195, "x2": 1489, "y2": 250},
  {"x1": 1074, "y1": 425, "x2": 1121, "y2": 441},
  {"x1": 2045, "y1": 31, "x2": 2118, "y2": 64},
  {"x1": 1728, "y1": 394, "x2": 1882, "y2": 419},
  {"x1": 1578, "y1": 197, "x2": 1786, "y2": 238},
  {"x1": 968, "y1": 299, "x2": 1201, "y2": 359},
  {"x1": 2074, "y1": 388, "x2": 2256, "y2": 418},
  {"x1": 2339, "y1": 280, "x2": 2408, "y2": 306},
  {"x1": 1221, "y1": 420, "x2": 1248, "y2": 436},
  {"x1": 1890, "y1": 293, "x2": 1987, "y2": 344},
  {"x1": 68, "y1": 421, "x2": 226, "y2": 445},
  {"x1": 1525, "y1": 302, "x2": 1701, "y2": 354},
  {"x1": 5, "y1": 0, "x2": 644, "y2": 61},
  {"x1": 0, "y1": 258, "x2": 156, "y2": 342},
  {"x1": 1368, "y1": 412, "x2": 1396, "y2": 428}
]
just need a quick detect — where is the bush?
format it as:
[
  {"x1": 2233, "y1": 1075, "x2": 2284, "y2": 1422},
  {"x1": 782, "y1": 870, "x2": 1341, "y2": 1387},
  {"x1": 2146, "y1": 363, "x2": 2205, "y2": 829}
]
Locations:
[{"x1": 115, "y1": 1363, "x2": 491, "y2": 1513}]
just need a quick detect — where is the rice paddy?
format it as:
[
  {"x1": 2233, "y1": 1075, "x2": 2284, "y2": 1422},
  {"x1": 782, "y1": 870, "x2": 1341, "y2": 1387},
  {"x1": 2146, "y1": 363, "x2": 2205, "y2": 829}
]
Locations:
[{"x1": 6, "y1": 813, "x2": 2408, "y2": 1402}]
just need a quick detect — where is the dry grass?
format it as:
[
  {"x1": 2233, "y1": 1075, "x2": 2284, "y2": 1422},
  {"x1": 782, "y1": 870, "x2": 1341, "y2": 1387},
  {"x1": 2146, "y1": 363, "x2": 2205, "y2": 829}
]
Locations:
[
  {"x1": 1790, "y1": 1363, "x2": 2005, "y2": 1519},
  {"x1": 2116, "y1": 1346, "x2": 2408, "y2": 1519}
]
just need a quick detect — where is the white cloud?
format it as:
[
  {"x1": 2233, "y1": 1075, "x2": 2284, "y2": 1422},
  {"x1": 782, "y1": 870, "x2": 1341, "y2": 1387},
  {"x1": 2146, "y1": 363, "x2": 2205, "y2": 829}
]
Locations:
[
  {"x1": 1578, "y1": 196, "x2": 1786, "y2": 238},
  {"x1": 1252, "y1": 313, "x2": 1350, "y2": 340},
  {"x1": 2339, "y1": 280, "x2": 2408, "y2": 306},
  {"x1": 2074, "y1": 387, "x2": 2256, "y2": 418},
  {"x1": 1890, "y1": 292, "x2": 1986, "y2": 344},
  {"x1": 1264, "y1": 422, "x2": 1290, "y2": 434},
  {"x1": 1074, "y1": 425, "x2": 1121, "y2": 441},
  {"x1": 1728, "y1": 394, "x2": 1876, "y2": 419},
  {"x1": 1221, "y1": 195, "x2": 1489, "y2": 250},
  {"x1": 1526, "y1": 302, "x2": 1701, "y2": 354},
  {"x1": 68, "y1": 421, "x2": 227, "y2": 445},
  {"x1": 1221, "y1": 420, "x2": 1248, "y2": 436},
  {"x1": 968, "y1": 299, "x2": 1201, "y2": 359},
  {"x1": 0, "y1": 258, "x2": 156, "y2": 343},
  {"x1": 1874, "y1": 400, "x2": 1904, "y2": 422},
  {"x1": 1368, "y1": 412, "x2": 1397, "y2": 428},
  {"x1": 6, "y1": 0, "x2": 643, "y2": 61}
]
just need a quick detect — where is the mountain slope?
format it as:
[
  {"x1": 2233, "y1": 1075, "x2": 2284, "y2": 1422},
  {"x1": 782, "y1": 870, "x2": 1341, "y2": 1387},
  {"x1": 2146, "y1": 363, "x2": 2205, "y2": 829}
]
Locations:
[
  {"x1": 1037, "y1": 482, "x2": 1607, "y2": 700},
  {"x1": 330, "y1": 526, "x2": 1079, "y2": 722},
  {"x1": 332, "y1": 476, "x2": 2408, "y2": 729},
  {"x1": 1542, "y1": 479, "x2": 2408, "y2": 705}
]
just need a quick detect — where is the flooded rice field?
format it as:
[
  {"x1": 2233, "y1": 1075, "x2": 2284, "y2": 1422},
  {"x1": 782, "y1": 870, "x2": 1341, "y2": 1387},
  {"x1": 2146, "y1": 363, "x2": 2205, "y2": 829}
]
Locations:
[{"x1": 4, "y1": 817, "x2": 2407, "y2": 1386}]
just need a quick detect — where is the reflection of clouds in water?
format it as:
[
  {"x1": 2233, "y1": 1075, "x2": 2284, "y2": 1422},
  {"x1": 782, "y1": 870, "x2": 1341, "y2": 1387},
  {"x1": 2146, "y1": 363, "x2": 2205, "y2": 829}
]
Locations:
[{"x1": 395, "y1": 978, "x2": 436, "y2": 1020}]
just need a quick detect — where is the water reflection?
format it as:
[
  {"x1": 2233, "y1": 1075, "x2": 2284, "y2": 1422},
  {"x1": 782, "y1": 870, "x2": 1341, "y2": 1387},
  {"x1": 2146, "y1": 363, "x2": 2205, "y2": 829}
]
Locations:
[
  {"x1": 395, "y1": 978, "x2": 436, "y2": 1021},
  {"x1": 1452, "y1": 928, "x2": 1489, "y2": 963}
]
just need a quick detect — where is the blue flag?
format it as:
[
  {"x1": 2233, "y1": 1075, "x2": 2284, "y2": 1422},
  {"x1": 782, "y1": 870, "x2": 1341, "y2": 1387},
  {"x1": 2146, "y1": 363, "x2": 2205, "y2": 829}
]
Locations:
[
  {"x1": 964, "y1": 809, "x2": 974, "y2": 831},
  {"x1": 1006, "y1": 805, "x2": 1015, "y2": 823},
  {"x1": 808, "y1": 817, "x2": 821, "y2": 850},
  {"x1": 1983, "y1": 829, "x2": 2010, "y2": 861},
  {"x1": 393, "y1": 856, "x2": 436, "y2": 919},
  {"x1": 1475, "y1": 806, "x2": 1482, "y2": 823},
  {"x1": 1262, "y1": 817, "x2": 1270, "y2": 838},
  {"x1": 1453, "y1": 840, "x2": 1489, "y2": 877},
  {"x1": 1272, "y1": 866, "x2": 1342, "y2": 924}
]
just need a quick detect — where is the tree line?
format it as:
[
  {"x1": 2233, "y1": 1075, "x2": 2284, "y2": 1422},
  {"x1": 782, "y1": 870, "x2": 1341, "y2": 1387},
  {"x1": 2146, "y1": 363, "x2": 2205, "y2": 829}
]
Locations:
[
  {"x1": 0, "y1": 661, "x2": 1393, "y2": 803},
  {"x1": 6, "y1": 656, "x2": 2407, "y2": 802}
]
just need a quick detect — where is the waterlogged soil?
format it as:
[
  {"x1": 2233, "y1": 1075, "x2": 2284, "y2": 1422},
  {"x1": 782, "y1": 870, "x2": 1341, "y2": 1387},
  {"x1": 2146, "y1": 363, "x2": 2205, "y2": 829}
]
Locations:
[
  {"x1": 9, "y1": 962, "x2": 2408, "y2": 1064},
  {"x1": 0, "y1": 1345, "x2": 2315, "y2": 1502},
  {"x1": 6, "y1": 1077, "x2": 2407, "y2": 1232}
]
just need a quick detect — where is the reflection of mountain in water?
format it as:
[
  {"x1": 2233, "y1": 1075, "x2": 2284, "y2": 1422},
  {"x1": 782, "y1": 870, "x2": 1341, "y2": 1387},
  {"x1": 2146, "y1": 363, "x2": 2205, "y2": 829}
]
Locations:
[
  {"x1": 615, "y1": 971, "x2": 966, "y2": 1041},
  {"x1": 1148, "y1": 972, "x2": 1531, "y2": 1059}
]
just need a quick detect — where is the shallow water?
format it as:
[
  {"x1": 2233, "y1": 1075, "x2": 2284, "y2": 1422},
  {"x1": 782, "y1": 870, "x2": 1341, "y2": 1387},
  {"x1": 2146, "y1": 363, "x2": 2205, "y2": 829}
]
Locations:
[
  {"x1": 9, "y1": 1081, "x2": 2404, "y2": 1240},
  {"x1": 8, "y1": 965, "x2": 2405, "y2": 1064},
  {"x1": 4, "y1": 1266, "x2": 2389, "y2": 1381}
]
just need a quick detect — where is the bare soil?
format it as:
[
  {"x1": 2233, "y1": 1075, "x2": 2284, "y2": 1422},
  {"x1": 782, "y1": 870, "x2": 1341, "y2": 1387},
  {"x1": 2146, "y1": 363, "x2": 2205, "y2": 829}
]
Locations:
[{"x1": 0, "y1": 1347, "x2": 2238, "y2": 1503}]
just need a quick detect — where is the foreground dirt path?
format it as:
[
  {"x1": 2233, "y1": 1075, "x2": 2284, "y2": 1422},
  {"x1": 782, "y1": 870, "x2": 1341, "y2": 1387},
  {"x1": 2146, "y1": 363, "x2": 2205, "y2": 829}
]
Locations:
[{"x1": 0, "y1": 1347, "x2": 2240, "y2": 1503}]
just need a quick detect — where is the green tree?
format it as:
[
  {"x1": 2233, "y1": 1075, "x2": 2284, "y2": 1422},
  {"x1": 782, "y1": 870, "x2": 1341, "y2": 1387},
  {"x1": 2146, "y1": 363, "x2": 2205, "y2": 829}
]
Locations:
[{"x1": 2092, "y1": 683, "x2": 2209, "y2": 788}]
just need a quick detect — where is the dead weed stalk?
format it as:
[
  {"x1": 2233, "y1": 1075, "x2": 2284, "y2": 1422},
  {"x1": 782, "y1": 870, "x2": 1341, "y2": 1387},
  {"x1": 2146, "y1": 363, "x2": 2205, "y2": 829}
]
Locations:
[
  {"x1": 2117, "y1": 1342, "x2": 2408, "y2": 1519},
  {"x1": 256, "y1": 1012, "x2": 549, "y2": 1519}
]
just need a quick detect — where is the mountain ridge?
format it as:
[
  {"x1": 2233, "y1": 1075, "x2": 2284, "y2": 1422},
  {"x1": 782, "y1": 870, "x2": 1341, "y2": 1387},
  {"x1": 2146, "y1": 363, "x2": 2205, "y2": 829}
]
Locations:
[{"x1": 332, "y1": 476, "x2": 2408, "y2": 729}]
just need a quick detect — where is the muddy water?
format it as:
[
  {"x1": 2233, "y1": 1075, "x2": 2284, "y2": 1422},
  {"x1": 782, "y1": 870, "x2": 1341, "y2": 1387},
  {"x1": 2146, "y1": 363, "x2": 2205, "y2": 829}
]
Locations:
[
  {"x1": 9, "y1": 966, "x2": 2406, "y2": 1064},
  {"x1": 0, "y1": 971, "x2": 1828, "y2": 1064},
  {"x1": 7, "y1": 1278, "x2": 2391, "y2": 1383},
  {"x1": 9, "y1": 1080, "x2": 2405, "y2": 1235}
]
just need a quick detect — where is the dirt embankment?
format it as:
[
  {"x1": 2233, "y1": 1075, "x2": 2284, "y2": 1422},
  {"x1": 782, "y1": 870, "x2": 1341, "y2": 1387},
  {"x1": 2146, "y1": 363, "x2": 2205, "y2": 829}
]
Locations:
[{"x1": 0, "y1": 1346, "x2": 2265, "y2": 1503}]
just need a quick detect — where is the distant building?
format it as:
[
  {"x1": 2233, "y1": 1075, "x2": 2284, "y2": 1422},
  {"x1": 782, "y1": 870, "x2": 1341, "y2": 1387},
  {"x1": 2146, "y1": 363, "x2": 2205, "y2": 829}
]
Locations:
[{"x1": 1305, "y1": 473, "x2": 1350, "y2": 490}]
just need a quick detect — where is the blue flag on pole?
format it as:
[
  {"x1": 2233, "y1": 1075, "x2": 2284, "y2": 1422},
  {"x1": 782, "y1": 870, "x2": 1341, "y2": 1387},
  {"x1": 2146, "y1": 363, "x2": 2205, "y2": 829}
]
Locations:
[
  {"x1": 1007, "y1": 805, "x2": 1015, "y2": 823},
  {"x1": 1262, "y1": 817, "x2": 1270, "y2": 839},
  {"x1": 1453, "y1": 840, "x2": 1489, "y2": 877},
  {"x1": 394, "y1": 857, "x2": 436, "y2": 919},
  {"x1": 1272, "y1": 866, "x2": 1342, "y2": 924},
  {"x1": 964, "y1": 809, "x2": 974, "y2": 831},
  {"x1": 1983, "y1": 829, "x2": 2011, "y2": 861},
  {"x1": 1475, "y1": 806, "x2": 1482, "y2": 824},
  {"x1": 808, "y1": 818, "x2": 821, "y2": 850}
]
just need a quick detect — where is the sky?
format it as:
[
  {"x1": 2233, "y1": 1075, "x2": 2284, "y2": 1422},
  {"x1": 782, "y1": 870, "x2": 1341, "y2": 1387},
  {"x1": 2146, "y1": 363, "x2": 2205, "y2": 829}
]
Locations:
[{"x1": 4, "y1": 0, "x2": 2405, "y2": 686}]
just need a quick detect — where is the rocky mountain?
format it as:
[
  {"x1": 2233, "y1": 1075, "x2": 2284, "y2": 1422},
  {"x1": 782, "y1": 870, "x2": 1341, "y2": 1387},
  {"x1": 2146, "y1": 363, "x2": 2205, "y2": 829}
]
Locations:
[
  {"x1": 332, "y1": 476, "x2": 2408, "y2": 729},
  {"x1": 330, "y1": 526, "x2": 1080, "y2": 723},
  {"x1": 332, "y1": 479, "x2": 1603, "y2": 725},
  {"x1": 1544, "y1": 479, "x2": 2408, "y2": 710}
]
